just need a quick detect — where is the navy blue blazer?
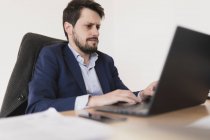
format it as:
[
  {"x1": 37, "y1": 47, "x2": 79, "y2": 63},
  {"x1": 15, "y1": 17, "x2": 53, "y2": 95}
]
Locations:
[{"x1": 26, "y1": 43, "x2": 131, "y2": 113}]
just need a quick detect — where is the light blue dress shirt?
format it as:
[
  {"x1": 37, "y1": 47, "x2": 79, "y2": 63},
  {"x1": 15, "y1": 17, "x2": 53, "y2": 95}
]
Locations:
[{"x1": 68, "y1": 44, "x2": 103, "y2": 110}]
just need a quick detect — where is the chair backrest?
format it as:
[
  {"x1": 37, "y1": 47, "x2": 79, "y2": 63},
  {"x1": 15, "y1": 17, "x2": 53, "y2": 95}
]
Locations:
[{"x1": 0, "y1": 33, "x2": 67, "y2": 117}]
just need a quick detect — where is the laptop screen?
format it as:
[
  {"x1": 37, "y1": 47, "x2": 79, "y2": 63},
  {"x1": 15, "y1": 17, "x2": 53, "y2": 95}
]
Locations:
[
  {"x1": 149, "y1": 26, "x2": 210, "y2": 115},
  {"x1": 96, "y1": 26, "x2": 210, "y2": 116}
]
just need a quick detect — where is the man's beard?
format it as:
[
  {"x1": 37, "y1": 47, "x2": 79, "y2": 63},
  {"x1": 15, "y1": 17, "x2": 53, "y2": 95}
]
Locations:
[{"x1": 73, "y1": 31, "x2": 98, "y2": 54}]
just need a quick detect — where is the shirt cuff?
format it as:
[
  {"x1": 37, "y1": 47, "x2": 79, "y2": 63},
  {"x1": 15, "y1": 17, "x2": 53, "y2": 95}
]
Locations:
[{"x1": 75, "y1": 94, "x2": 90, "y2": 110}]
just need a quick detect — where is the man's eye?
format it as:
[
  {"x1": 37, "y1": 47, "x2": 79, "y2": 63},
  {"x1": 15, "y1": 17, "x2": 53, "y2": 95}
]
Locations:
[
  {"x1": 86, "y1": 25, "x2": 92, "y2": 29},
  {"x1": 96, "y1": 26, "x2": 100, "y2": 30}
]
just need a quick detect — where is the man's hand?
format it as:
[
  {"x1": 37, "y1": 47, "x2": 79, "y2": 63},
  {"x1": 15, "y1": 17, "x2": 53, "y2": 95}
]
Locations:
[
  {"x1": 139, "y1": 81, "x2": 158, "y2": 101},
  {"x1": 87, "y1": 89, "x2": 141, "y2": 107}
]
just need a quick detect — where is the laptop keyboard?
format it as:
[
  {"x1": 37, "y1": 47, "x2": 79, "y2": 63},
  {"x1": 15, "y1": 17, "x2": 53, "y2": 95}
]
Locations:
[{"x1": 96, "y1": 103, "x2": 149, "y2": 115}]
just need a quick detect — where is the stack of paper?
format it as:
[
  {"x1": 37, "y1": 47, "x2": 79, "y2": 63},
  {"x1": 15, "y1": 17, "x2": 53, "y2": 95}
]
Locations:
[{"x1": 0, "y1": 108, "x2": 113, "y2": 140}]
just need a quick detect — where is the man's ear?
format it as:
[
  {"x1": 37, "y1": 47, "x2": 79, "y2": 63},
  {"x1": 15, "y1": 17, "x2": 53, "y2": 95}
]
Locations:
[{"x1": 64, "y1": 22, "x2": 73, "y2": 36}]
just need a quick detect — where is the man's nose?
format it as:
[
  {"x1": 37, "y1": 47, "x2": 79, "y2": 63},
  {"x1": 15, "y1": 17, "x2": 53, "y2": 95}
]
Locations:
[{"x1": 92, "y1": 27, "x2": 99, "y2": 37}]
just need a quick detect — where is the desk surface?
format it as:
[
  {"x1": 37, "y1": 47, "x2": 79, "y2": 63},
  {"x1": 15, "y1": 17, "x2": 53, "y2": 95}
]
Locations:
[{"x1": 62, "y1": 100, "x2": 210, "y2": 140}]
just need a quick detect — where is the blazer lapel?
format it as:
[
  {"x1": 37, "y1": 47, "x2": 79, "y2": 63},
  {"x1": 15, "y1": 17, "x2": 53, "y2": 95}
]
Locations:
[
  {"x1": 95, "y1": 57, "x2": 111, "y2": 93},
  {"x1": 63, "y1": 45, "x2": 87, "y2": 95}
]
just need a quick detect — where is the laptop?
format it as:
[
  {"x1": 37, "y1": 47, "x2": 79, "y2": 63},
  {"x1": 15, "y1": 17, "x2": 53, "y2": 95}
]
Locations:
[{"x1": 95, "y1": 26, "x2": 210, "y2": 116}]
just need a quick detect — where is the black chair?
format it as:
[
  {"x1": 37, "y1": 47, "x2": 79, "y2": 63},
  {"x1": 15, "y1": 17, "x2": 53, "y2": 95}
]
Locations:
[{"x1": 0, "y1": 33, "x2": 67, "y2": 117}]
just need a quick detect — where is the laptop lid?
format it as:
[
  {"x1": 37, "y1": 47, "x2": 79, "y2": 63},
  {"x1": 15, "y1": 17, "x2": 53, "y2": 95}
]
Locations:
[
  {"x1": 95, "y1": 26, "x2": 210, "y2": 116},
  {"x1": 148, "y1": 26, "x2": 210, "y2": 115}
]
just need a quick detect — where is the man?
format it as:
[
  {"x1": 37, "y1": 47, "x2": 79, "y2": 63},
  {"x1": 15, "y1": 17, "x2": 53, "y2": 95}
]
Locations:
[{"x1": 26, "y1": 0, "x2": 156, "y2": 113}]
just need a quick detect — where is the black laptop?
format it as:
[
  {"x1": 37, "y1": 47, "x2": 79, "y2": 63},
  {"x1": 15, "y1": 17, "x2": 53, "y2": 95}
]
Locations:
[{"x1": 95, "y1": 26, "x2": 210, "y2": 116}]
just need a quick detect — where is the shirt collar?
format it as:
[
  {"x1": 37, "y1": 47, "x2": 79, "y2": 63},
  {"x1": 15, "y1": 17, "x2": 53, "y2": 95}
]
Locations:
[{"x1": 68, "y1": 44, "x2": 98, "y2": 68}]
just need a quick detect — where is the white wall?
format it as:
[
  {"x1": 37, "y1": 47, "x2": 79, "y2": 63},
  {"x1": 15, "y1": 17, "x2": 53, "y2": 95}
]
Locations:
[
  {"x1": 1, "y1": 0, "x2": 210, "y2": 108},
  {"x1": 112, "y1": 0, "x2": 210, "y2": 91}
]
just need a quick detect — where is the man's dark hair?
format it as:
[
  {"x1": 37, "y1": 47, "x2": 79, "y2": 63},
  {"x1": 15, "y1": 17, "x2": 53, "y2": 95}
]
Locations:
[{"x1": 63, "y1": 0, "x2": 105, "y2": 39}]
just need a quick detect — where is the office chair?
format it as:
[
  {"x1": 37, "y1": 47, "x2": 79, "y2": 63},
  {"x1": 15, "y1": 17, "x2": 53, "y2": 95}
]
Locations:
[{"x1": 0, "y1": 33, "x2": 67, "y2": 117}]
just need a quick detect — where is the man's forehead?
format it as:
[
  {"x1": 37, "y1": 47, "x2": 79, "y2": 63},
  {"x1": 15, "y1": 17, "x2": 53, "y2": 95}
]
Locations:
[
  {"x1": 83, "y1": 21, "x2": 101, "y2": 25},
  {"x1": 77, "y1": 18, "x2": 101, "y2": 26},
  {"x1": 77, "y1": 16, "x2": 101, "y2": 25}
]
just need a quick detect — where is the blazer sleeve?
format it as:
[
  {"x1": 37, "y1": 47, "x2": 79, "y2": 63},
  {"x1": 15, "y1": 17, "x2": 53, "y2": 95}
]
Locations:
[{"x1": 26, "y1": 47, "x2": 76, "y2": 113}]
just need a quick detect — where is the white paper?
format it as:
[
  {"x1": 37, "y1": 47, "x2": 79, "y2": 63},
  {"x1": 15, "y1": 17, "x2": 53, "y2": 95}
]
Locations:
[{"x1": 0, "y1": 108, "x2": 112, "y2": 140}]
